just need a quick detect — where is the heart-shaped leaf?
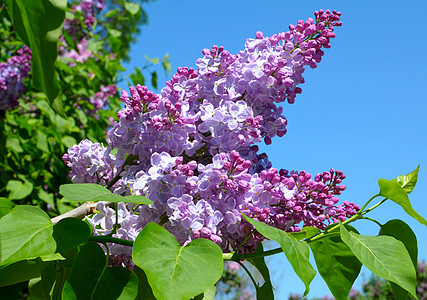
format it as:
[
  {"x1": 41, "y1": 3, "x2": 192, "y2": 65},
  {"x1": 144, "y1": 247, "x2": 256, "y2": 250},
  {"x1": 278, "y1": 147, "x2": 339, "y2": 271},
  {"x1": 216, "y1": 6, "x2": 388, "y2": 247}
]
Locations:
[
  {"x1": 0, "y1": 259, "x2": 43, "y2": 287},
  {"x1": 340, "y1": 223, "x2": 417, "y2": 298},
  {"x1": 392, "y1": 165, "x2": 419, "y2": 194},
  {"x1": 0, "y1": 206, "x2": 56, "y2": 266},
  {"x1": 0, "y1": 198, "x2": 13, "y2": 218},
  {"x1": 378, "y1": 179, "x2": 427, "y2": 226},
  {"x1": 62, "y1": 242, "x2": 138, "y2": 300},
  {"x1": 52, "y1": 218, "x2": 91, "y2": 253},
  {"x1": 309, "y1": 227, "x2": 362, "y2": 300},
  {"x1": 133, "y1": 223, "x2": 223, "y2": 300},
  {"x1": 243, "y1": 214, "x2": 316, "y2": 297},
  {"x1": 379, "y1": 219, "x2": 418, "y2": 300}
]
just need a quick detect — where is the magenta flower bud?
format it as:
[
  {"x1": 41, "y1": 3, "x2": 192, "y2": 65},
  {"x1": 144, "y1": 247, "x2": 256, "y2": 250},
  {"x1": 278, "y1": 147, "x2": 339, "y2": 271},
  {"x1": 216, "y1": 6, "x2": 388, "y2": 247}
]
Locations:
[
  {"x1": 229, "y1": 150, "x2": 240, "y2": 162},
  {"x1": 242, "y1": 160, "x2": 251, "y2": 169},
  {"x1": 256, "y1": 31, "x2": 264, "y2": 39}
]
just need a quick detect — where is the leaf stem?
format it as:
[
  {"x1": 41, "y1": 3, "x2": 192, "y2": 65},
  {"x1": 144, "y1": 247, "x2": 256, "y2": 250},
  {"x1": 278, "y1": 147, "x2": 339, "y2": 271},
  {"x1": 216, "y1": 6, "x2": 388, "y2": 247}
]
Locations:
[
  {"x1": 360, "y1": 216, "x2": 382, "y2": 227},
  {"x1": 223, "y1": 247, "x2": 283, "y2": 261},
  {"x1": 89, "y1": 235, "x2": 134, "y2": 247}
]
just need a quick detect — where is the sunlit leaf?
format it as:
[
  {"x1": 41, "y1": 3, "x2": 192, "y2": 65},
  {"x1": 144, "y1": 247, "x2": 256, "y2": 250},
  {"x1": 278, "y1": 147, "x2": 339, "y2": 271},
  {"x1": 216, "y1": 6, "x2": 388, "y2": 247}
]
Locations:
[
  {"x1": 392, "y1": 165, "x2": 420, "y2": 194},
  {"x1": 378, "y1": 179, "x2": 427, "y2": 226},
  {"x1": 340, "y1": 223, "x2": 417, "y2": 298},
  {"x1": 133, "y1": 223, "x2": 223, "y2": 300}
]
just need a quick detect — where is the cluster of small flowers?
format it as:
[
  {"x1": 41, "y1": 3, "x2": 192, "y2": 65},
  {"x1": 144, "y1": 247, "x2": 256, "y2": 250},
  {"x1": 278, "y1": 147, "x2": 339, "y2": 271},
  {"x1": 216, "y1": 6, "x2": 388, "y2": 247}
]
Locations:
[
  {"x1": 0, "y1": 47, "x2": 32, "y2": 111},
  {"x1": 64, "y1": 10, "x2": 359, "y2": 267},
  {"x1": 63, "y1": 0, "x2": 105, "y2": 42},
  {"x1": 62, "y1": 139, "x2": 116, "y2": 185},
  {"x1": 89, "y1": 84, "x2": 118, "y2": 110},
  {"x1": 60, "y1": 0, "x2": 104, "y2": 64}
]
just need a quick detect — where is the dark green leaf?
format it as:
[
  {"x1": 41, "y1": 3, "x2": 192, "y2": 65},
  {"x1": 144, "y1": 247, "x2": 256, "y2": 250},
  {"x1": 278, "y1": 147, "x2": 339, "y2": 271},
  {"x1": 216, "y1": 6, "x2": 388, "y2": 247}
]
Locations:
[
  {"x1": 0, "y1": 198, "x2": 13, "y2": 218},
  {"x1": 62, "y1": 242, "x2": 138, "y2": 300},
  {"x1": 243, "y1": 214, "x2": 315, "y2": 297},
  {"x1": 151, "y1": 71, "x2": 158, "y2": 90},
  {"x1": 0, "y1": 206, "x2": 56, "y2": 266},
  {"x1": 380, "y1": 219, "x2": 418, "y2": 300},
  {"x1": 28, "y1": 261, "x2": 56, "y2": 299},
  {"x1": 0, "y1": 259, "x2": 43, "y2": 287},
  {"x1": 4, "y1": 0, "x2": 66, "y2": 112},
  {"x1": 52, "y1": 218, "x2": 91, "y2": 253},
  {"x1": 309, "y1": 228, "x2": 362, "y2": 300},
  {"x1": 392, "y1": 165, "x2": 420, "y2": 194},
  {"x1": 378, "y1": 179, "x2": 427, "y2": 226},
  {"x1": 247, "y1": 243, "x2": 274, "y2": 300},
  {"x1": 133, "y1": 266, "x2": 156, "y2": 300},
  {"x1": 340, "y1": 223, "x2": 417, "y2": 298},
  {"x1": 133, "y1": 223, "x2": 223, "y2": 300}
]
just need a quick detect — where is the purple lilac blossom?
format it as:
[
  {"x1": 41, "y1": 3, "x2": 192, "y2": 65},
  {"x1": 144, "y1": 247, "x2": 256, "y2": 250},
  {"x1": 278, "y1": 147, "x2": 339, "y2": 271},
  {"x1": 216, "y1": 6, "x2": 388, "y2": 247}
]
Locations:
[
  {"x1": 0, "y1": 47, "x2": 32, "y2": 111},
  {"x1": 64, "y1": 10, "x2": 359, "y2": 268}
]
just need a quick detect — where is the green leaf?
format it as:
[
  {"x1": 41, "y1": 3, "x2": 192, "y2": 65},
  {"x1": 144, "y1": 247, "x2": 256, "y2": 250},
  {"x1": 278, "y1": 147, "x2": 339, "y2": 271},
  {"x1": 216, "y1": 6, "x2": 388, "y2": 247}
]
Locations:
[
  {"x1": 0, "y1": 259, "x2": 43, "y2": 287},
  {"x1": 290, "y1": 226, "x2": 321, "y2": 240},
  {"x1": 6, "y1": 176, "x2": 33, "y2": 200},
  {"x1": 5, "y1": 137, "x2": 23, "y2": 153},
  {"x1": 28, "y1": 261, "x2": 56, "y2": 299},
  {"x1": 124, "y1": 1, "x2": 140, "y2": 15},
  {"x1": 151, "y1": 71, "x2": 158, "y2": 90},
  {"x1": 107, "y1": 27, "x2": 121, "y2": 38},
  {"x1": 379, "y1": 219, "x2": 418, "y2": 300},
  {"x1": 309, "y1": 228, "x2": 362, "y2": 300},
  {"x1": 130, "y1": 67, "x2": 145, "y2": 86},
  {"x1": 0, "y1": 198, "x2": 13, "y2": 218},
  {"x1": 340, "y1": 223, "x2": 417, "y2": 298},
  {"x1": 4, "y1": 0, "x2": 66, "y2": 112},
  {"x1": 192, "y1": 286, "x2": 216, "y2": 300},
  {"x1": 62, "y1": 242, "x2": 138, "y2": 300},
  {"x1": 242, "y1": 214, "x2": 316, "y2": 297},
  {"x1": 123, "y1": 195, "x2": 154, "y2": 205},
  {"x1": 133, "y1": 223, "x2": 223, "y2": 300},
  {"x1": 247, "y1": 243, "x2": 274, "y2": 300},
  {"x1": 392, "y1": 165, "x2": 420, "y2": 194},
  {"x1": 36, "y1": 101, "x2": 56, "y2": 123},
  {"x1": 60, "y1": 184, "x2": 154, "y2": 205},
  {"x1": 133, "y1": 266, "x2": 156, "y2": 300},
  {"x1": 59, "y1": 183, "x2": 124, "y2": 203},
  {"x1": 378, "y1": 179, "x2": 427, "y2": 226},
  {"x1": 36, "y1": 131, "x2": 49, "y2": 153},
  {"x1": 52, "y1": 218, "x2": 91, "y2": 253},
  {"x1": 0, "y1": 206, "x2": 56, "y2": 266},
  {"x1": 62, "y1": 136, "x2": 77, "y2": 149}
]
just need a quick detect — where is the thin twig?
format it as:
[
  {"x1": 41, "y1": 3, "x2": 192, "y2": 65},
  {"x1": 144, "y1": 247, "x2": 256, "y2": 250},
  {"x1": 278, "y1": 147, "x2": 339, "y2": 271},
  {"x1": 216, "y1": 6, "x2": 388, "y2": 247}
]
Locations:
[{"x1": 50, "y1": 201, "x2": 112, "y2": 224}]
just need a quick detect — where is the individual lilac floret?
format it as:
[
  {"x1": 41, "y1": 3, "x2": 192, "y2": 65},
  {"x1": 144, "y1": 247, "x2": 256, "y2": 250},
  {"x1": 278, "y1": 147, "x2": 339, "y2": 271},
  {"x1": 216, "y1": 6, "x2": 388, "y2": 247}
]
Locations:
[
  {"x1": 0, "y1": 47, "x2": 32, "y2": 111},
  {"x1": 62, "y1": 139, "x2": 116, "y2": 184}
]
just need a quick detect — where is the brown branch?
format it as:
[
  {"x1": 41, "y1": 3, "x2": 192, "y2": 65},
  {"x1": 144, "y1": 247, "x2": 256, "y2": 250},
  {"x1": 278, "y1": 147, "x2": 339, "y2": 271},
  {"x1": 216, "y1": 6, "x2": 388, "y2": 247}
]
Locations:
[{"x1": 51, "y1": 202, "x2": 111, "y2": 224}]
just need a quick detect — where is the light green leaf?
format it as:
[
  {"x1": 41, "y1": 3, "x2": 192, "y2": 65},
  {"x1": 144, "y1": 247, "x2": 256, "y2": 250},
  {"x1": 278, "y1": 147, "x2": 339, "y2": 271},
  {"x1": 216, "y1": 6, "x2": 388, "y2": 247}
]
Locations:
[
  {"x1": 133, "y1": 223, "x2": 223, "y2": 300},
  {"x1": 247, "y1": 242, "x2": 274, "y2": 300},
  {"x1": 6, "y1": 176, "x2": 33, "y2": 200},
  {"x1": 243, "y1": 214, "x2": 316, "y2": 297},
  {"x1": 0, "y1": 206, "x2": 56, "y2": 266},
  {"x1": 60, "y1": 184, "x2": 153, "y2": 205},
  {"x1": 36, "y1": 101, "x2": 56, "y2": 123},
  {"x1": 340, "y1": 223, "x2": 417, "y2": 298},
  {"x1": 192, "y1": 286, "x2": 216, "y2": 300},
  {"x1": 62, "y1": 136, "x2": 77, "y2": 149},
  {"x1": 124, "y1": 1, "x2": 140, "y2": 15},
  {"x1": 309, "y1": 227, "x2": 362, "y2": 300},
  {"x1": 378, "y1": 179, "x2": 427, "y2": 226},
  {"x1": 290, "y1": 226, "x2": 321, "y2": 240},
  {"x1": 379, "y1": 219, "x2": 418, "y2": 300},
  {"x1": 0, "y1": 198, "x2": 13, "y2": 218},
  {"x1": 6, "y1": 137, "x2": 23, "y2": 153},
  {"x1": 36, "y1": 131, "x2": 49, "y2": 153},
  {"x1": 392, "y1": 165, "x2": 420, "y2": 194},
  {"x1": 4, "y1": 0, "x2": 66, "y2": 112},
  {"x1": 62, "y1": 242, "x2": 138, "y2": 300}
]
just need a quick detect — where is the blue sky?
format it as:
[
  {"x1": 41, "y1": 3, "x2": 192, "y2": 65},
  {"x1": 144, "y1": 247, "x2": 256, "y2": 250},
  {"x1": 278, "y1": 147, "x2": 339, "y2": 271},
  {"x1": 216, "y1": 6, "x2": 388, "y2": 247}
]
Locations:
[{"x1": 120, "y1": 0, "x2": 427, "y2": 298}]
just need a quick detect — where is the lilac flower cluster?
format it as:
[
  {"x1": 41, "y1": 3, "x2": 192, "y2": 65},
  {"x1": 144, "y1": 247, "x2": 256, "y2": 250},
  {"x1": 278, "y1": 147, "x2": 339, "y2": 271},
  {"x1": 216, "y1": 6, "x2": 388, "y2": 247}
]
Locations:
[
  {"x1": 62, "y1": 139, "x2": 116, "y2": 185},
  {"x1": 64, "y1": 10, "x2": 359, "y2": 267},
  {"x1": 0, "y1": 47, "x2": 32, "y2": 111},
  {"x1": 63, "y1": 0, "x2": 105, "y2": 42},
  {"x1": 89, "y1": 84, "x2": 118, "y2": 110}
]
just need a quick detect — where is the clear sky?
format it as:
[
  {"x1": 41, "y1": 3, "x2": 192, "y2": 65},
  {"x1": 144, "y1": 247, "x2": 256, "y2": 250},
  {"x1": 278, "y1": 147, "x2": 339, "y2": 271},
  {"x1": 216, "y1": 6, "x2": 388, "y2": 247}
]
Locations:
[{"x1": 119, "y1": 0, "x2": 427, "y2": 298}]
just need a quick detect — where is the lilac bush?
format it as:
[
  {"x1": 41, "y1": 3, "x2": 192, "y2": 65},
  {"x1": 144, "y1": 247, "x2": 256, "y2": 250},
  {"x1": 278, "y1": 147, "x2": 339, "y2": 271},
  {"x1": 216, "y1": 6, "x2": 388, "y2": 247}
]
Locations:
[{"x1": 64, "y1": 9, "x2": 359, "y2": 267}]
